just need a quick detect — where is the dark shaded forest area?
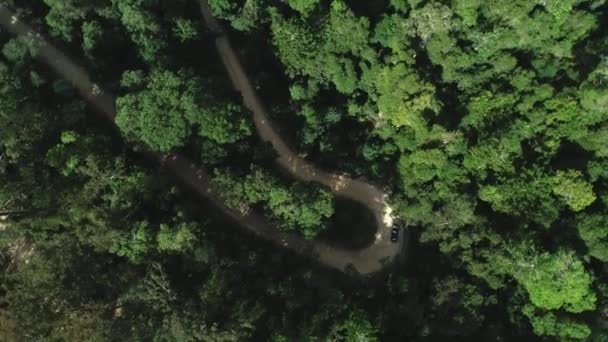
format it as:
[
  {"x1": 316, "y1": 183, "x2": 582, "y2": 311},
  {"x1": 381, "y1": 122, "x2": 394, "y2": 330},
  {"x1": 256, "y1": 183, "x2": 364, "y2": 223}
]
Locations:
[{"x1": 1, "y1": 0, "x2": 608, "y2": 340}]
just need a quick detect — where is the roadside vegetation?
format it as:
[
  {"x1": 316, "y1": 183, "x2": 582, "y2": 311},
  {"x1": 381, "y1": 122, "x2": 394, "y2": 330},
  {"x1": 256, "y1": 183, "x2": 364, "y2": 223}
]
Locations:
[{"x1": 0, "y1": 0, "x2": 607, "y2": 340}]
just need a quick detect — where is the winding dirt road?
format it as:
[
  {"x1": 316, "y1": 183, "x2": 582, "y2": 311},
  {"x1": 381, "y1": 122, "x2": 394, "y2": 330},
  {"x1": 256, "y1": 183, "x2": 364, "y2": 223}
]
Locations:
[
  {"x1": 0, "y1": 3, "x2": 404, "y2": 275},
  {"x1": 198, "y1": 0, "x2": 404, "y2": 273}
]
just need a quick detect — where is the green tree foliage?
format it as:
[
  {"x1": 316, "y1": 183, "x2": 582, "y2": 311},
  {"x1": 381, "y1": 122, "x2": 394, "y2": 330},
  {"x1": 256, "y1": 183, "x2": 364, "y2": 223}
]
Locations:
[
  {"x1": 269, "y1": 1, "x2": 374, "y2": 94},
  {"x1": 3, "y1": 0, "x2": 608, "y2": 340},
  {"x1": 0, "y1": 64, "x2": 48, "y2": 162},
  {"x1": 327, "y1": 310, "x2": 380, "y2": 341},
  {"x1": 552, "y1": 170, "x2": 596, "y2": 212},
  {"x1": 2, "y1": 34, "x2": 41, "y2": 67},
  {"x1": 116, "y1": 70, "x2": 191, "y2": 151},
  {"x1": 208, "y1": 0, "x2": 266, "y2": 31},
  {"x1": 156, "y1": 222, "x2": 198, "y2": 253},
  {"x1": 113, "y1": 0, "x2": 168, "y2": 62},
  {"x1": 361, "y1": 62, "x2": 439, "y2": 135},
  {"x1": 504, "y1": 247, "x2": 595, "y2": 313},
  {"x1": 426, "y1": 276, "x2": 497, "y2": 335},
  {"x1": 286, "y1": 0, "x2": 319, "y2": 16},
  {"x1": 485, "y1": 243, "x2": 597, "y2": 339},
  {"x1": 580, "y1": 59, "x2": 608, "y2": 116},
  {"x1": 172, "y1": 18, "x2": 200, "y2": 42},
  {"x1": 119, "y1": 262, "x2": 177, "y2": 313},
  {"x1": 116, "y1": 69, "x2": 251, "y2": 152},
  {"x1": 576, "y1": 213, "x2": 608, "y2": 262},
  {"x1": 187, "y1": 102, "x2": 252, "y2": 145},
  {"x1": 42, "y1": 0, "x2": 91, "y2": 42},
  {"x1": 42, "y1": 0, "x2": 199, "y2": 62},
  {"x1": 213, "y1": 168, "x2": 334, "y2": 238},
  {"x1": 522, "y1": 305, "x2": 592, "y2": 340},
  {"x1": 81, "y1": 20, "x2": 103, "y2": 55},
  {"x1": 452, "y1": 0, "x2": 481, "y2": 26},
  {"x1": 478, "y1": 169, "x2": 562, "y2": 226},
  {"x1": 3, "y1": 238, "x2": 115, "y2": 339}
]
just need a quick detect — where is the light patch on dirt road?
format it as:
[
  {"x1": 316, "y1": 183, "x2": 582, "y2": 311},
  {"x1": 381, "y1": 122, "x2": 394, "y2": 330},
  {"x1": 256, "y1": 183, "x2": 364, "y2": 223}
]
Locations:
[{"x1": 382, "y1": 197, "x2": 394, "y2": 227}]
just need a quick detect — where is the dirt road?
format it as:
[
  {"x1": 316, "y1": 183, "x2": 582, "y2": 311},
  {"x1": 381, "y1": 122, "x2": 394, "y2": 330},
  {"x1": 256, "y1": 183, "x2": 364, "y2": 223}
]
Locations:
[
  {"x1": 0, "y1": 3, "x2": 404, "y2": 275},
  {"x1": 198, "y1": 0, "x2": 404, "y2": 273}
]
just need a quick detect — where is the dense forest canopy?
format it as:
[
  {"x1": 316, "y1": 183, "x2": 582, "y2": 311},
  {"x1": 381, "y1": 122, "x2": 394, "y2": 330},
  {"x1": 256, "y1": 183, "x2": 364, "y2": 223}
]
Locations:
[{"x1": 0, "y1": 0, "x2": 607, "y2": 340}]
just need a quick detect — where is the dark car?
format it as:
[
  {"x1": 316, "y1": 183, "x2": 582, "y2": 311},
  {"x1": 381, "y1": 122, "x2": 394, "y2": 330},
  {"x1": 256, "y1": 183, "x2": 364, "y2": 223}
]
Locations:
[{"x1": 390, "y1": 226, "x2": 400, "y2": 242}]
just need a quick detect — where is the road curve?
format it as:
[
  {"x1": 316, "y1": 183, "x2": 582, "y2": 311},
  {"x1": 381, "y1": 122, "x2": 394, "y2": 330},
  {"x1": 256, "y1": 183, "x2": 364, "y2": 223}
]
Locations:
[
  {"x1": 198, "y1": 0, "x2": 403, "y2": 273},
  {"x1": 0, "y1": 4, "x2": 403, "y2": 275}
]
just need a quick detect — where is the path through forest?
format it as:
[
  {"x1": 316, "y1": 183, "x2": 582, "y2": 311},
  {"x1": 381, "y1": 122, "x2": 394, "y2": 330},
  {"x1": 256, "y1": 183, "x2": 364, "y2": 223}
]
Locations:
[
  {"x1": 198, "y1": 0, "x2": 404, "y2": 273},
  {"x1": 0, "y1": 3, "x2": 404, "y2": 275}
]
